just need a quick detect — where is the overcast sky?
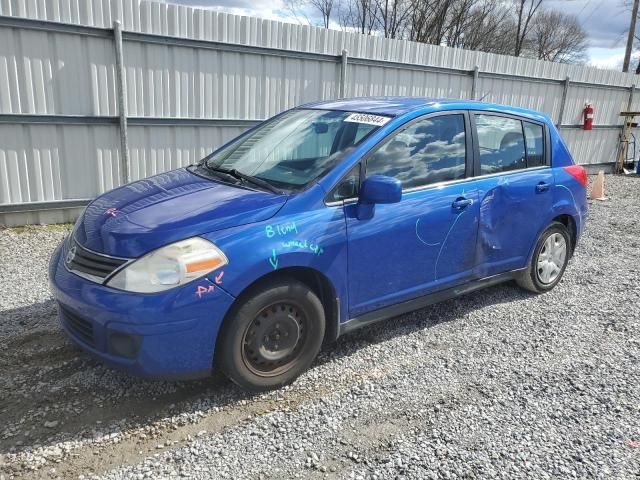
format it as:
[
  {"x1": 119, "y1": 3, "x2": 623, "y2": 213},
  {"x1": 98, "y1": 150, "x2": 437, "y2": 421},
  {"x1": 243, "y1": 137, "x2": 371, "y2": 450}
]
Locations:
[
  {"x1": 547, "y1": 0, "x2": 633, "y2": 69},
  {"x1": 156, "y1": 0, "x2": 635, "y2": 70}
]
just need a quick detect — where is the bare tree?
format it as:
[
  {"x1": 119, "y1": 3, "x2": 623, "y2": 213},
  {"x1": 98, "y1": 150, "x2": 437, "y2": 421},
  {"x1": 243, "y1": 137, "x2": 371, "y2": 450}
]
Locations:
[
  {"x1": 283, "y1": 0, "x2": 313, "y2": 25},
  {"x1": 311, "y1": 0, "x2": 335, "y2": 27},
  {"x1": 408, "y1": 0, "x2": 455, "y2": 45},
  {"x1": 443, "y1": 0, "x2": 477, "y2": 47},
  {"x1": 408, "y1": 0, "x2": 512, "y2": 53},
  {"x1": 338, "y1": 0, "x2": 377, "y2": 34},
  {"x1": 330, "y1": 0, "x2": 584, "y2": 65},
  {"x1": 375, "y1": 0, "x2": 413, "y2": 38},
  {"x1": 458, "y1": 0, "x2": 514, "y2": 54},
  {"x1": 284, "y1": 0, "x2": 334, "y2": 28},
  {"x1": 513, "y1": 0, "x2": 544, "y2": 56},
  {"x1": 530, "y1": 10, "x2": 588, "y2": 63}
]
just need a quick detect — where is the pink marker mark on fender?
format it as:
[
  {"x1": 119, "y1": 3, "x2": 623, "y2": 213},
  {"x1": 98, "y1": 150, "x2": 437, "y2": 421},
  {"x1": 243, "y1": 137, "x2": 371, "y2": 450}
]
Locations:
[
  {"x1": 105, "y1": 208, "x2": 118, "y2": 217},
  {"x1": 196, "y1": 285, "x2": 215, "y2": 298},
  {"x1": 214, "y1": 271, "x2": 224, "y2": 285}
]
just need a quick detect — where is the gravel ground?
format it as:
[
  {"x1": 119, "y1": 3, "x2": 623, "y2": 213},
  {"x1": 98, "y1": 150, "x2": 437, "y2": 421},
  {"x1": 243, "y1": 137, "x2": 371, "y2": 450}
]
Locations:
[{"x1": 0, "y1": 175, "x2": 639, "y2": 480}]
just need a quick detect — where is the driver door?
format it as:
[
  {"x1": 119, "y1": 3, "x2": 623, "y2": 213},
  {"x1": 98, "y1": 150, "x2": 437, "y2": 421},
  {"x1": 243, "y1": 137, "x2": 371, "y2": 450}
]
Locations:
[{"x1": 344, "y1": 112, "x2": 480, "y2": 317}]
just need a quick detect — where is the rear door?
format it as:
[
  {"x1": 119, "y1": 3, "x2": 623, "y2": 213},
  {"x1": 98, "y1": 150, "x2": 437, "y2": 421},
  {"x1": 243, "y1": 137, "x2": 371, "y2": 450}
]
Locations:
[
  {"x1": 470, "y1": 113, "x2": 554, "y2": 277},
  {"x1": 344, "y1": 112, "x2": 480, "y2": 317}
]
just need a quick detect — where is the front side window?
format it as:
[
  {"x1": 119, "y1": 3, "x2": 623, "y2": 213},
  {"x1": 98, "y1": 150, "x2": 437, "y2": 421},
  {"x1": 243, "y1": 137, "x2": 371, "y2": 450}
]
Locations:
[
  {"x1": 366, "y1": 114, "x2": 467, "y2": 189},
  {"x1": 204, "y1": 109, "x2": 381, "y2": 190},
  {"x1": 328, "y1": 165, "x2": 360, "y2": 202},
  {"x1": 475, "y1": 115, "x2": 526, "y2": 175}
]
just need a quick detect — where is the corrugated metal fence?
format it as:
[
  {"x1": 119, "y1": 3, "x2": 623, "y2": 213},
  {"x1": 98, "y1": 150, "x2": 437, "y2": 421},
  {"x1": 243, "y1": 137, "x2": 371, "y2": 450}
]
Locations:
[{"x1": 0, "y1": 0, "x2": 638, "y2": 226}]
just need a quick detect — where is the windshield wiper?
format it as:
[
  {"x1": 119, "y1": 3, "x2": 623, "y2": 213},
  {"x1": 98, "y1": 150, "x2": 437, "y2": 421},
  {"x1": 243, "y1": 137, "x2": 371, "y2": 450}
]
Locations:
[
  {"x1": 207, "y1": 166, "x2": 283, "y2": 194},
  {"x1": 194, "y1": 164, "x2": 241, "y2": 185}
]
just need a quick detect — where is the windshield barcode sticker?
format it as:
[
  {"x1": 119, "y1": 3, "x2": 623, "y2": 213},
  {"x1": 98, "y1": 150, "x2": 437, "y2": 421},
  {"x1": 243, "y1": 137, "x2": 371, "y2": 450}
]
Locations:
[{"x1": 344, "y1": 113, "x2": 391, "y2": 126}]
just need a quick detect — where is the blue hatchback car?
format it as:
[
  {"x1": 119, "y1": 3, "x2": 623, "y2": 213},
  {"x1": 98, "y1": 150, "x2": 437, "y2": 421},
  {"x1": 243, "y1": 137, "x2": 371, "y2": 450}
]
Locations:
[{"x1": 49, "y1": 97, "x2": 588, "y2": 391}]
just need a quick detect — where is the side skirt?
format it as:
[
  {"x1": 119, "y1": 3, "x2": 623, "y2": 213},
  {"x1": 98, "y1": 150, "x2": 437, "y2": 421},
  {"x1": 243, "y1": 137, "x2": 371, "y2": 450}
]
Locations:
[{"x1": 337, "y1": 269, "x2": 526, "y2": 337}]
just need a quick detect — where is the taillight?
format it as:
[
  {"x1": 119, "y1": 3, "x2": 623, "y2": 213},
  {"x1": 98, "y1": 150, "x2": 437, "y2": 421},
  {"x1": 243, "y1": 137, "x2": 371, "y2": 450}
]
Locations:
[{"x1": 563, "y1": 165, "x2": 588, "y2": 187}]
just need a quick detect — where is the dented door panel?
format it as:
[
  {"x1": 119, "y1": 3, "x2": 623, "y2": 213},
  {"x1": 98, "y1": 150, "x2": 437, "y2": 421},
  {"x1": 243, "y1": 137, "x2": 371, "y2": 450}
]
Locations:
[{"x1": 473, "y1": 168, "x2": 554, "y2": 278}]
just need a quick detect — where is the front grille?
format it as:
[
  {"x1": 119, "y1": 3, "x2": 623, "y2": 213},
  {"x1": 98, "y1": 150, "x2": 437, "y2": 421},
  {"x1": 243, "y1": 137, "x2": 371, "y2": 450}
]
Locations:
[
  {"x1": 66, "y1": 239, "x2": 128, "y2": 282},
  {"x1": 61, "y1": 307, "x2": 95, "y2": 346}
]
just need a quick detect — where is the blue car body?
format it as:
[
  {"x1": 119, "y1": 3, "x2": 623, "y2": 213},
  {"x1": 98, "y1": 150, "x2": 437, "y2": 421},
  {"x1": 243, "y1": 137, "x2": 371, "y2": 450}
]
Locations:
[{"x1": 49, "y1": 97, "x2": 588, "y2": 379}]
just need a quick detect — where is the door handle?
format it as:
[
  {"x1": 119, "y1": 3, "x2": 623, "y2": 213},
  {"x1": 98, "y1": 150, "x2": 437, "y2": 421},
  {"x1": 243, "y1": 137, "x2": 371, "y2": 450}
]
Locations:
[
  {"x1": 452, "y1": 197, "x2": 473, "y2": 210},
  {"x1": 536, "y1": 181, "x2": 550, "y2": 193}
]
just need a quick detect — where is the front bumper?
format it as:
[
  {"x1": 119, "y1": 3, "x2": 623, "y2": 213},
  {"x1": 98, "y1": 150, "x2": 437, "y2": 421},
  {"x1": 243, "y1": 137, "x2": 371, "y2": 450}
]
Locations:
[{"x1": 48, "y1": 242, "x2": 235, "y2": 379}]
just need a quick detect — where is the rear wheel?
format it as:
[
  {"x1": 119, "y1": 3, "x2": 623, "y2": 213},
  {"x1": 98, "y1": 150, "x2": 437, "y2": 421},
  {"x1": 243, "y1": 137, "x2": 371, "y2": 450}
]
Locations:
[
  {"x1": 217, "y1": 278, "x2": 325, "y2": 392},
  {"x1": 517, "y1": 221, "x2": 571, "y2": 293}
]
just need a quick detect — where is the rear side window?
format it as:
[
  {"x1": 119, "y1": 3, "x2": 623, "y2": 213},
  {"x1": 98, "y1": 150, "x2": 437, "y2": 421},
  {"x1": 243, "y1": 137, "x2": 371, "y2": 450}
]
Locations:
[
  {"x1": 366, "y1": 114, "x2": 467, "y2": 189},
  {"x1": 475, "y1": 115, "x2": 526, "y2": 174},
  {"x1": 523, "y1": 121, "x2": 545, "y2": 167}
]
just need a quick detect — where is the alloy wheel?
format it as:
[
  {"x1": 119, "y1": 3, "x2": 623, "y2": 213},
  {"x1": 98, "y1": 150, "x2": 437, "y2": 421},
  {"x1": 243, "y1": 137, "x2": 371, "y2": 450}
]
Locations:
[{"x1": 536, "y1": 232, "x2": 567, "y2": 284}]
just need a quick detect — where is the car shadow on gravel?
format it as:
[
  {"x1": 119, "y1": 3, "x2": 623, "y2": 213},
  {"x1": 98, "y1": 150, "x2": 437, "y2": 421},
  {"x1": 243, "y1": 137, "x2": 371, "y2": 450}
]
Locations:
[
  {"x1": 325, "y1": 281, "x2": 532, "y2": 358},
  {"x1": 324, "y1": 282, "x2": 535, "y2": 344},
  {"x1": 0, "y1": 281, "x2": 532, "y2": 456}
]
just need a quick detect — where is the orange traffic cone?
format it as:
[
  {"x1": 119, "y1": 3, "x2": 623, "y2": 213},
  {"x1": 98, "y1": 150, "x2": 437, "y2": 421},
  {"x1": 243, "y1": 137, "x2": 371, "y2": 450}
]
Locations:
[{"x1": 589, "y1": 170, "x2": 607, "y2": 201}]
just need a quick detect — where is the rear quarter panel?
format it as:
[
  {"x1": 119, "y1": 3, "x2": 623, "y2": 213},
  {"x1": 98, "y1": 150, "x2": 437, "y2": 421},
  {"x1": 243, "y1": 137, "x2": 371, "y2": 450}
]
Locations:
[
  {"x1": 551, "y1": 169, "x2": 588, "y2": 242},
  {"x1": 549, "y1": 124, "x2": 588, "y2": 244}
]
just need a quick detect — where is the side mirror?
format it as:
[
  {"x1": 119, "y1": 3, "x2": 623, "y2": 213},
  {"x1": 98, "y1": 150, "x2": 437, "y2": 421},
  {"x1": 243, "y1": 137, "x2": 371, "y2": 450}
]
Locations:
[
  {"x1": 356, "y1": 175, "x2": 401, "y2": 220},
  {"x1": 360, "y1": 175, "x2": 402, "y2": 204}
]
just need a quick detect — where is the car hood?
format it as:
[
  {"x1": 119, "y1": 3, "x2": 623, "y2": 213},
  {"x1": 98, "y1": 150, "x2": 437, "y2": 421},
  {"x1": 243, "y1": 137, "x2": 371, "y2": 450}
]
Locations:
[{"x1": 74, "y1": 168, "x2": 287, "y2": 258}]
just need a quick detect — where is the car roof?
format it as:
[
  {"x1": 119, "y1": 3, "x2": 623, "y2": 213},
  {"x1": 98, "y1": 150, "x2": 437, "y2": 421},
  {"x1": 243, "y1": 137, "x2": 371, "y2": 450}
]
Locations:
[{"x1": 301, "y1": 96, "x2": 550, "y2": 123}]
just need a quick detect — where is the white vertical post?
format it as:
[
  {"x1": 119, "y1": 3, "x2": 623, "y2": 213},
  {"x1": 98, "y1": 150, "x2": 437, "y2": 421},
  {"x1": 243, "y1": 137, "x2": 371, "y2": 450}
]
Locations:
[
  {"x1": 339, "y1": 49, "x2": 348, "y2": 98},
  {"x1": 557, "y1": 76, "x2": 570, "y2": 127},
  {"x1": 627, "y1": 84, "x2": 636, "y2": 111},
  {"x1": 471, "y1": 66, "x2": 479, "y2": 100},
  {"x1": 113, "y1": 20, "x2": 130, "y2": 185}
]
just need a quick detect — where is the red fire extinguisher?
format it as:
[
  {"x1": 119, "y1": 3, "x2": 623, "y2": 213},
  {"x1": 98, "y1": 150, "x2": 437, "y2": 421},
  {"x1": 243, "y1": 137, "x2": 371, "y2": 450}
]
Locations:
[{"x1": 583, "y1": 103, "x2": 594, "y2": 131}]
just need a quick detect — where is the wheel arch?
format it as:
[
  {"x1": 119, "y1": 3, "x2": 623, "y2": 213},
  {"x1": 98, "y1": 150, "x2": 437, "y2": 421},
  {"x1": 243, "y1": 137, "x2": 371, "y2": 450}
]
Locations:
[
  {"x1": 551, "y1": 213, "x2": 577, "y2": 254},
  {"x1": 215, "y1": 267, "x2": 340, "y2": 358},
  {"x1": 525, "y1": 212, "x2": 577, "y2": 265}
]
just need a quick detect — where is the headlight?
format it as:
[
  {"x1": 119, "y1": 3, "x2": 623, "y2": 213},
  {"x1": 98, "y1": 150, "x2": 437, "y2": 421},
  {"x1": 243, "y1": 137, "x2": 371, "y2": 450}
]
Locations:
[
  {"x1": 69, "y1": 207, "x2": 86, "y2": 243},
  {"x1": 107, "y1": 237, "x2": 228, "y2": 293}
]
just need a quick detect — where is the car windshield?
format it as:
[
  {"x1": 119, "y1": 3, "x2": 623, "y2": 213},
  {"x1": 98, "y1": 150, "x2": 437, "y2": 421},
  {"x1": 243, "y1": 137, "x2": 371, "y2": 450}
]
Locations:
[{"x1": 203, "y1": 109, "x2": 386, "y2": 190}]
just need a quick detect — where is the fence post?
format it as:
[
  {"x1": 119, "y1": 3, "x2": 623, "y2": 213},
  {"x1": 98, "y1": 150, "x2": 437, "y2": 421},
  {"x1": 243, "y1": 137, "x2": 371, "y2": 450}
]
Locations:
[
  {"x1": 113, "y1": 20, "x2": 130, "y2": 185},
  {"x1": 627, "y1": 84, "x2": 636, "y2": 111},
  {"x1": 557, "y1": 76, "x2": 570, "y2": 127},
  {"x1": 339, "y1": 49, "x2": 348, "y2": 98},
  {"x1": 471, "y1": 66, "x2": 479, "y2": 100}
]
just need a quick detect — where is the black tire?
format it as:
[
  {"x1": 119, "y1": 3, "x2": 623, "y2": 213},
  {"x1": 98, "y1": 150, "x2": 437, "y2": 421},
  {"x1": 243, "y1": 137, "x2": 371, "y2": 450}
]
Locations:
[
  {"x1": 517, "y1": 221, "x2": 572, "y2": 293},
  {"x1": 217, "y1": 277, "x2": 325, "y2": 392}
]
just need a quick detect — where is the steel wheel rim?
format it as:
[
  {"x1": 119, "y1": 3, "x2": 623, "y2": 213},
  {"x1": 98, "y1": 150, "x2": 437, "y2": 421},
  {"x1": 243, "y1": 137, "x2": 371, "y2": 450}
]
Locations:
[
  {"x1": 536, "y1": 232, "x2": 567, "y2": 284},
  {"x1": 241, "y1": 301, "x2": 307, "y2": 377}
]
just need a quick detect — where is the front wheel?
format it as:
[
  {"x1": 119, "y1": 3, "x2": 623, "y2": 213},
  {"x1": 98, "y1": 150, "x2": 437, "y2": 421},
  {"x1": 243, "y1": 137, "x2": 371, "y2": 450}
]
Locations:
[
  {"x1": 217, "y1": 278, "x2": 325, "y2": 392},
  {"x1": 517, "y1": 221, "x2": 571, "y2": 293}
]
